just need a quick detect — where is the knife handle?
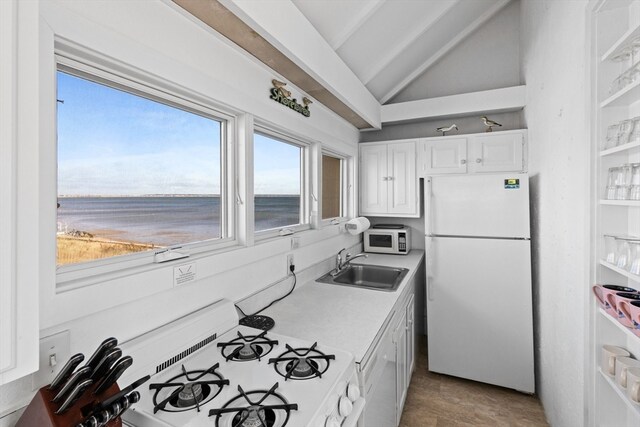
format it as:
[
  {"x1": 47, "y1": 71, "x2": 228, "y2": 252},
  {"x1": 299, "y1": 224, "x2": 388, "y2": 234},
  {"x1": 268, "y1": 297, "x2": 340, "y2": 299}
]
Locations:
[
  {"x1": 84, "y1": 337, "x2": 118, "y2": 373},
  {"x1": 94, "y1": 356, "x2": 133, "y2": 395},
  {"x1": 52, "y1": 365, "x2": 92, "y2": 404},
  {"x1": 55, "y1": 378, "x2": 93, "y2": 414},
  {"x1": 49, "y1": 353, "x2": 84, "y2": 390},
  {"x1": 90, "y1": 347, "x2": 122, "y2": 381}
]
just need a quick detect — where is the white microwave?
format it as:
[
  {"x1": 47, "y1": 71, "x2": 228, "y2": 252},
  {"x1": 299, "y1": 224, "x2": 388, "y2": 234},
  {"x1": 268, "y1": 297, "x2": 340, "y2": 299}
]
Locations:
[{"x1": 364, "y1": 225, "x2": 410, "y2": 255}]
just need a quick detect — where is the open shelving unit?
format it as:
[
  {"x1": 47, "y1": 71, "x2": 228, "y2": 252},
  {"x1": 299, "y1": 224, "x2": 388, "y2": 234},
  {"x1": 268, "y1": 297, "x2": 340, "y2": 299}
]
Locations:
[{"x1": 590, "y1": 1, "x2": 640, "y2": 426}]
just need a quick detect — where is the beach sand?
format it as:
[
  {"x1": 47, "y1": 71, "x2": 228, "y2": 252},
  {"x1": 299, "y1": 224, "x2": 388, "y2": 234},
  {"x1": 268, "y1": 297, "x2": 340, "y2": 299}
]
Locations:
[{"x1": 56, "y1": 234, "x2": 157, "y2": 265}]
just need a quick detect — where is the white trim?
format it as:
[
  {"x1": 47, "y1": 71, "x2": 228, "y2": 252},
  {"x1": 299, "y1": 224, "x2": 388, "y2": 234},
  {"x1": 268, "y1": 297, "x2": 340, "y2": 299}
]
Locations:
[
  {"x1": 253, "y1": 126, "x2": 311, "y2": 238},
  {"x1": 320, "y1": 150, "x2": 350, "y2": 225},
  {"x1": 53, "y1": 56, "x2": 239, "y2": 286}
]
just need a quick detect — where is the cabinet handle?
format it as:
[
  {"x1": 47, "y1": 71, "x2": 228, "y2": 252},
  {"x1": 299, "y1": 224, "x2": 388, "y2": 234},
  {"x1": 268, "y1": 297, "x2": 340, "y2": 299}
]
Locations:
[
  {"x1": 382, "y1": 177, "x2": 388, "y2": 181},
  {"x1": 476, "y1": 158, "x2": 482, "y2": 163},
  {"x1": 388, "y1": 176, "x2": 394, "y2": 181},
  {"x1": 460, "y1": 159, "x2": 466, "y2": 165}
]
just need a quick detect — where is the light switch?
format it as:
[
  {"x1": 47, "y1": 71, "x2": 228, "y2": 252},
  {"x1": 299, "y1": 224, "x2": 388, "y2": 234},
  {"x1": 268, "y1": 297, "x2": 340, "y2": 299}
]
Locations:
[{"x1": 32, "y1": 330, "x2": 70, "y2": 390}]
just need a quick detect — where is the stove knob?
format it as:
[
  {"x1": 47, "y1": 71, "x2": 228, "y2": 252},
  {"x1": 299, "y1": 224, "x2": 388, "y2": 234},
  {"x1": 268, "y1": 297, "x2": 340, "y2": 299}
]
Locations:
[
  {"x1": 347, "y1": 383, "x2": 361, "y2": 401},
  {"x1": 325, "y1": 416, "x2": 341, "y2": 427},
  {"x1": 339, "y1": 395, "x2": 353, "y2": 417}
]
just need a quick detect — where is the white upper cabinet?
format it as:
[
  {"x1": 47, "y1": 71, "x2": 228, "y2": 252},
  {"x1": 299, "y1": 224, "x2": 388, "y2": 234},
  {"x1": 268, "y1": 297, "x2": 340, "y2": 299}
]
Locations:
[
  {"x1": 469, "y1": 132, "x2": 524, "y2": 173},
  {"x1": 360, "y1": 141, "x2": 418, "y2": 217},
  {"x1": 417, "y1": 137, "x2": 468, "y2": 175},
  {"x1": 417, "y1": 130, "x2": 527, "y2": 177}
]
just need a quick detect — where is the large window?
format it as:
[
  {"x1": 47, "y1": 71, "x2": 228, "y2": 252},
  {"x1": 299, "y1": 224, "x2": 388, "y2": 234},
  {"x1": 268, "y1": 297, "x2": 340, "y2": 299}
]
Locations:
[
  {"x1": 56, "y1": 69, "x2": 228, "y2": 266},
  {"x1": 253, "y1": 131, "x2": 306, "y2": 233}
]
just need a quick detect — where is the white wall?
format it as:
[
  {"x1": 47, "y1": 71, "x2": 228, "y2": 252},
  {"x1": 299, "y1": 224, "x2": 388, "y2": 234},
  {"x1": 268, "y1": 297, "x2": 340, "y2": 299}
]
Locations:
[
  {"x1": 0, "y1": 0, "x2": 361, "y2": 423},
  {"x1": 389, "y1": 0, "x2": 522, "y2": 103},
  {"x1": 520, "y1": 0, "x2": 589, "y2": 425}
]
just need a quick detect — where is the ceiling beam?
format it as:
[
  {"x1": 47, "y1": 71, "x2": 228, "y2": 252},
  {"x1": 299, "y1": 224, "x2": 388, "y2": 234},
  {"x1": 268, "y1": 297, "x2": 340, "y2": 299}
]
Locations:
[
  {"x1": 381, "y1": 85, "x2": 525, "y2": 124},
  {"x1": 361, "y1": 0, "x2": 459, "y2": 85},
  {"x1": 172, "y1": 0, "x2": 380, "y2": 129},
  {"x1": 378, "y1": 0, "x2": 511, "y2": 104},
  {"x1": 329, "y1": 0, "x2": 386, "y2": 50}
]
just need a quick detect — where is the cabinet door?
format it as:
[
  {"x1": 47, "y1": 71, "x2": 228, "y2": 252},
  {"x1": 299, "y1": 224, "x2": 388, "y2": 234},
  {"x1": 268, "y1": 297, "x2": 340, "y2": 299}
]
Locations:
[
  {"x1": 394, "y1": 311, "x2": 408, "y2": 426},
  {"x1": 469, "y1": 132, "x2": 524, "y2": 173},
  {"x1": 405, "y1": 294, "x2": 416, "y2": 380},
  {"x1": 359, "y1": 144, "x2": 388, "y2": 215},
  {"x1": 388, "y1": 141, "x2": 417, "y2": 215},
  {"x1": 418, "y1": 137, "x2": 467, "y2": 176}
]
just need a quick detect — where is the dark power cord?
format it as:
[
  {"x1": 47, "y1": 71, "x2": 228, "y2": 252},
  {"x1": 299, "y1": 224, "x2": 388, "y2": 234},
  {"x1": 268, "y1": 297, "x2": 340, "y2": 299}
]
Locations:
[{"x1": 235, "y1": 263, "x2": 296, "y2": 317}]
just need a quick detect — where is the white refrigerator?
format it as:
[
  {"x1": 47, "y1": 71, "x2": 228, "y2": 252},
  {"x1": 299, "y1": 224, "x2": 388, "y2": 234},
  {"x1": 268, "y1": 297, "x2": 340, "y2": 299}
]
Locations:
[{"x1": 425, "y1": 173, "x2": 534, "y2": 393}]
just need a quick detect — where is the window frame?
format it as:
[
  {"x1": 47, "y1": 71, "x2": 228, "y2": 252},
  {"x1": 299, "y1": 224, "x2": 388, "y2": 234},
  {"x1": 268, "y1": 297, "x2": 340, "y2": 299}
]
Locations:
[
  {"x1": 320, "y1": 150, "x2": 349, "y2": 225},
  {"x1": 252, "y1": 125, "x2": 311, "y2": 240},
  {"x1": 55, "y1": 56, "x2": 238, "y2": 286}
]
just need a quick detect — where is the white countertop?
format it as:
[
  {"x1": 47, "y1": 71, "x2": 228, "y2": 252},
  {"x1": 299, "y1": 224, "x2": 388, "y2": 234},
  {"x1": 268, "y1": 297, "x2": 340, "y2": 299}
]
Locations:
[{"x1": 261, "y1": 250, "x2": 425, "y2": 364}]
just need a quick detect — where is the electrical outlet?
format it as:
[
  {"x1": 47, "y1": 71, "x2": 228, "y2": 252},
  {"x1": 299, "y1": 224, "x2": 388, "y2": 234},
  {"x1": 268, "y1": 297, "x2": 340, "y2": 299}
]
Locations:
[
  {"x1": 32, "y1": 330, "x2": 71, "y2": 390},
  {"x1": 286, "y1": 254, "x2": 294, "y2": 274}
]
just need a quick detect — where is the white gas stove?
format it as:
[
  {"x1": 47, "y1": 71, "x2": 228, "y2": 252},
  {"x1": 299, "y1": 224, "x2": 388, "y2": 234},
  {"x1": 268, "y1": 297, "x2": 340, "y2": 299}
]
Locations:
[{"x1": 119, "y1": 299, "x2": 364, "y2": 427}]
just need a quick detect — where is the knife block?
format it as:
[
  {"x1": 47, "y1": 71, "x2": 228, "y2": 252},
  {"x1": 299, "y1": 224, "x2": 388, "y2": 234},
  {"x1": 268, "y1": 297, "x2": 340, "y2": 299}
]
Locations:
[{"x1": 16, "y1": 382, "x2": 122, "y2": 427}]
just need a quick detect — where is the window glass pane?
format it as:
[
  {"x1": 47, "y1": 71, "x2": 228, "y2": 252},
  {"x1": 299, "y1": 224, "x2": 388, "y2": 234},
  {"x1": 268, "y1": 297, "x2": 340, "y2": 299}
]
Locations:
[
  {"x1": 322, "y1": 155, "x2": 343, "y2": 219},
  {"x1": 253, "y1": 133, "x2": 301, "y2": 232},
  {"x1": 56, "y1": 71, "x2": 223, "y2": 266}
]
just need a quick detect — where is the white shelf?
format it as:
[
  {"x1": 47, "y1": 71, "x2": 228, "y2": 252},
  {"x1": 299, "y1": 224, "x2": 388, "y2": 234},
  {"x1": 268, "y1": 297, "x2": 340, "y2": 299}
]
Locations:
[
  {"x1": 599, "y1": 306, "x2": 640, "y2": 338},
  {"x1": 599, "y1": 200, "x2": 640, "y2": 207},
  {"x1": 600, "y1": 260, "x2": 640, "y2": 283},
  {"x1": 598, "y1": 367, "x2": 640, "y2": 418},
  {"x1": 380, "y1": 85, "x2": 526, "y2": 124},
  {"x1": 600, "y1": 79, "x2": 640, "y2": 108},
  {"x1": 601, "y1": 23, "x2": 640, "y2": 62},
  {"x1": 600, "y1": 141, "x2": 640, "y2": 156}
]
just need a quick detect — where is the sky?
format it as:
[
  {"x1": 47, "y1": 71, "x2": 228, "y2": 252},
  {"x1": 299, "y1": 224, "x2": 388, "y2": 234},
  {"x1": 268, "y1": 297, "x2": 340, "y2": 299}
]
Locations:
[{"x1": 57, "y1": 71, "x2": 300, "y2": 196}]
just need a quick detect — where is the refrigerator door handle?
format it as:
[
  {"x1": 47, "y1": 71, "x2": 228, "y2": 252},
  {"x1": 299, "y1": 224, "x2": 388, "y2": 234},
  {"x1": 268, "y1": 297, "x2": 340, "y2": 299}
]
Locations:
[
  {"x1": 425, "y1": 177, "x2": 432, "y2": 237},
  {"x1": 427, "y1": 278, "x2": 434, "y2": 301}
]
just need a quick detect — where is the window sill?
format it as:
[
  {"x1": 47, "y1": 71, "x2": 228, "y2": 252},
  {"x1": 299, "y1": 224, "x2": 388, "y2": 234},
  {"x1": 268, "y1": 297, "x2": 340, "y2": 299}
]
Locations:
[{"x1": 44, "y1": 223, "x2": 350, "y2": 327}]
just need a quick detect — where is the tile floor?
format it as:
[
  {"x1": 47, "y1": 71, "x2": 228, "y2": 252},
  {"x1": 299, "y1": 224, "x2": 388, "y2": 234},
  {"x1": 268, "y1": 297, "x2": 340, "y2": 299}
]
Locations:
[{"x1": 399, "y1": 341, "x2": 549, "y2": 427}]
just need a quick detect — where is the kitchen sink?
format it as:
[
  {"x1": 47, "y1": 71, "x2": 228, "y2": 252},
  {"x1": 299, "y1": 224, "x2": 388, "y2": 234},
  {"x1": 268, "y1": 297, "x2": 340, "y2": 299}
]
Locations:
[{"x1": 316, "y1": 264, "x2": 409, "y2": 292}]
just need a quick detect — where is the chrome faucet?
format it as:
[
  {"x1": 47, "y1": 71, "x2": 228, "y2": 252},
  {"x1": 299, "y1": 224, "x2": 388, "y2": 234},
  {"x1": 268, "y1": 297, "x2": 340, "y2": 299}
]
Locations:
[{"x1": 332, "y1": 248, "x2": 368, "y2": 275}]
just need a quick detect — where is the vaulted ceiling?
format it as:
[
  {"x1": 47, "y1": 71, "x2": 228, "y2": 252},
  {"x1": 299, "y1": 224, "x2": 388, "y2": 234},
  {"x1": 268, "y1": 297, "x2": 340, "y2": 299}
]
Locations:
[
  {"x1": 173, "y1": 0, "x2": 515, "y2": 129},
  {"x1": 291, "y1": 0, "x2": 511, "y2": 104}
]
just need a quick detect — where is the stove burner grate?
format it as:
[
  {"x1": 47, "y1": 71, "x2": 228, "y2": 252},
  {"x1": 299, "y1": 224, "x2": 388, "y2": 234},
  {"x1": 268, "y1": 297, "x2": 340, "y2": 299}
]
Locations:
[
  {"x1": 149, "y1": 362, "x2": 229, "y2": 413},
  {"x1": 268, "y1": 342, "x2": 335, "y2": 381},
  {"x1": 208, "y1": 383, "x2": 297, "y2": 427},
  {"x1": 217, "y1": 331, "x2": 278, "y2": 362}
]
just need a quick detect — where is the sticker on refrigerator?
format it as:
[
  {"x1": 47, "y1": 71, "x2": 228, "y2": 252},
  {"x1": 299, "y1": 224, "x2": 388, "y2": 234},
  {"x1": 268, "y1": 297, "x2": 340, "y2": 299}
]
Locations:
[{"x1": 504, "y1": 178, "x2": 520, "y2": 189}]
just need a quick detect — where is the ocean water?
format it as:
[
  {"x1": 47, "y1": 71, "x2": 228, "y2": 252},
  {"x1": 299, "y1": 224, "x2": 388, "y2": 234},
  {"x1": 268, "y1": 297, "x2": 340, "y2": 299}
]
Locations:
[{"x1": 57, "y1": 196, "x2": 300, "y2": 246}]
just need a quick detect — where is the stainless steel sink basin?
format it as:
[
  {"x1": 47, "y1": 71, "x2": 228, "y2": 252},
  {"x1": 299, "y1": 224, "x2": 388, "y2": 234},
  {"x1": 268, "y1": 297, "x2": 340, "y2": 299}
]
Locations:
[{"x1": 316, "y1": 264, "x2": 409, "y2": 291}]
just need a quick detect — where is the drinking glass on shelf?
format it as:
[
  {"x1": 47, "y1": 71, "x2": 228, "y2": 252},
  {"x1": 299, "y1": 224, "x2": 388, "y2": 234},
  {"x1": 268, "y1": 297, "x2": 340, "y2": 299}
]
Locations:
[
  {"x1": 630, "y1": 163, "x2": 640, "y2": 200},
  {"x1": 630, "y1": 117, "x2": 640, "y2": 144},
  {"x1": 629, "y1": 239, "x2": 640, "y2": 276},
  {"x1": 617, "y1": 237, "x2": 631, "y2": 270},
  {"x1": 605, "y1": 124, "x2": 620, "y2": 149},
  {"x1": 604, "y1": 234, "x2": 617, "y2": 264},
  {"x1": 607, "y1": 166, "x2": 620, "y2": 199},
  {"x1": 618, "y1": 120, "x2": 634, "y2": 145},
  {"x1": 616, "y1": 185, "x2": 630, "y2": 200},
  {"x1": 621, "y1": 163, "x2": 633, "y2": 186}
]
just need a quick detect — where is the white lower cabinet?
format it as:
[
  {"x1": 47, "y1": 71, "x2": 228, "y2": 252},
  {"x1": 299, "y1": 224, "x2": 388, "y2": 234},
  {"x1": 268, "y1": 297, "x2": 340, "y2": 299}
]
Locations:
[{"x1": 360, "y1": 286, "x2": 417, "y2": 427}]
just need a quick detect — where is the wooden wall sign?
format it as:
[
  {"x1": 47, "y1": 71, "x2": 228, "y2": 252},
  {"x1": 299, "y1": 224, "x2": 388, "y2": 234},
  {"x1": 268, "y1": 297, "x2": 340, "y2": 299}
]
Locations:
[{"x1": 270, "y1": 79, "x2": 312, "y2": 117}]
